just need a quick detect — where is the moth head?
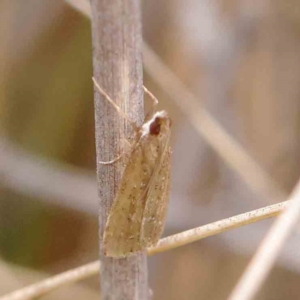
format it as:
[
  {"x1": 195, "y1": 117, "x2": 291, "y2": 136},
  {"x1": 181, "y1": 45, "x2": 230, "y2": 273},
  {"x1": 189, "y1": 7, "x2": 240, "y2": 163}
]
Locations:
[{"x1": 142, "y1": 111, "x2": 171, "y2": 137}]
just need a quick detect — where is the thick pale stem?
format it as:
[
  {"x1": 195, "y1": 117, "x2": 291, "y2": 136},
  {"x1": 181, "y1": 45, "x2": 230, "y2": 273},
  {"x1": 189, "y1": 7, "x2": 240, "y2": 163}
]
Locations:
[{"x1": 90, "y1": 0, "x2": 148, "y2": 299}]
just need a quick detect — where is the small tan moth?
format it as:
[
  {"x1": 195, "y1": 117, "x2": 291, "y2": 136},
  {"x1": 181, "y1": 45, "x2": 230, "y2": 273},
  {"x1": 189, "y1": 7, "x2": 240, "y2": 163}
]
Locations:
[{"x1": 93, "y1": 79, "x2": 172, "y2": 258}]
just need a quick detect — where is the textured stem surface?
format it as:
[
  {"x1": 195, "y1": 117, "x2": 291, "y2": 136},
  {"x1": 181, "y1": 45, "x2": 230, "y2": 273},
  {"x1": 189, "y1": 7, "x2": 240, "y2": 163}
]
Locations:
[{"x1": 90, "y1": 0, "x2": 148, "y2": 299}]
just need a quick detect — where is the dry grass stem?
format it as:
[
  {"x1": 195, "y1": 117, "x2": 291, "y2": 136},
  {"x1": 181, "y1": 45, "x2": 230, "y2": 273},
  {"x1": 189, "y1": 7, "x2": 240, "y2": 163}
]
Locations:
[
  {"x1": 0, "y1": 139, "x2": 97, "y2": 214},
  {"x1": 4, "y1": 1, "x2": 299, "y2": 300},
  {"x1": 228, "y1": 180, "x2": 300, "y2": 300},
  {"x1": 90, "y1": 0, "x2": 148, "y2": 298},
  {"x1": 0, "y1": 262, "x2": 100, "y2": 300},
  {"x1": 0, "y1": 200, "x2": 289, "y2": 300},
  {"x1": 142, "y1": 45, "x2": 286, "y2": 204},
  {"x1": 148, "y1": 200, "x2": 288, "y2": 256},
  {"x1": 65, "y1": 0, "x2": 286, "y2": 204}
]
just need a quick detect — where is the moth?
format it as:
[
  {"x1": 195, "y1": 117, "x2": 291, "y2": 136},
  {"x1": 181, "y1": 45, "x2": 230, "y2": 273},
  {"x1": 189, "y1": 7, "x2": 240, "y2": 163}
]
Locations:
[{"x1": 93, "y1": 78, "x2": 172, "y2": 258}]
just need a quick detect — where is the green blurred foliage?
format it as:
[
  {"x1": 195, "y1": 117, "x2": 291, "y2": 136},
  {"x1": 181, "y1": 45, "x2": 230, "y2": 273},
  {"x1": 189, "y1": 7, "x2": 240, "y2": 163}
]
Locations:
[
  {"x1": 2, "y1": 6, "x2": 96, "y2": 269},
  {"x1": 6, "y1": 8, "x2": 94, "y2": 165}
]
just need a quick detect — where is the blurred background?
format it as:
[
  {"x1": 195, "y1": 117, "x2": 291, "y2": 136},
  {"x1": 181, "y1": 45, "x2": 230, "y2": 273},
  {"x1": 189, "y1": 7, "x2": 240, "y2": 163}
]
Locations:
[{"x1": 1, "y1": 0, "x2": 300, "y2": 299}]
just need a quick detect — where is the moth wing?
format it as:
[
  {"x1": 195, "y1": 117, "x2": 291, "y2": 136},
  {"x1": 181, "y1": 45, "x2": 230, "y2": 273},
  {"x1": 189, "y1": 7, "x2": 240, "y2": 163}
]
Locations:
[
  {"x1": 103, "y1": 139, "x2": 156, "y2": 258},
  {"x1": 141, "y1": 132, "x2": 171, "y2": 246}
]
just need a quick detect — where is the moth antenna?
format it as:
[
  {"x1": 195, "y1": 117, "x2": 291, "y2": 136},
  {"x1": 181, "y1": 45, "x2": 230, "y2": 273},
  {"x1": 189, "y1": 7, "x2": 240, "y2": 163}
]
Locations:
[
  {"x1": 143, "y1": 86, "x2": 159, "y2": 118},
  {"x1": 92, "y1": 77, "x2": 138, "y2": 130},
  {"x1": 143, "y1": 85, "x2": 159, "y2": 107}
]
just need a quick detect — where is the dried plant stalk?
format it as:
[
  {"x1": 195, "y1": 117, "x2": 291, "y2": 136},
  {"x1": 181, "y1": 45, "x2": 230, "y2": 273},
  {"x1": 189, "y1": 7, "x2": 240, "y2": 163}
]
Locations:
[
  {"x1": 0, "y1": 200, "x2": 290, "y2": 300},
  {"x1": 90, "y1": 0, "x2": 148, "y2": 299},
  {"x1": 228, "y1": 180, "x2": 300, "y2": 300},
  {"x1": 66, "y1": 0, "x2": 285, "y2": 205},
  {"x1": 0, "y1": 262, "x2": 100, "y2": 300},
  {"x1": 149, "y1": 200, "x2": 288, "y2": 255}
]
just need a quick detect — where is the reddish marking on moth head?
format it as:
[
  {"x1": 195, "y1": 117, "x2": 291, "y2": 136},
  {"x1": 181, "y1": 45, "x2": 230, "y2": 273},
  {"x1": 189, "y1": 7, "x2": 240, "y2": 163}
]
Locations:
[{"x1": 149, "y1": 117, "x2": 161, "y2": 135}]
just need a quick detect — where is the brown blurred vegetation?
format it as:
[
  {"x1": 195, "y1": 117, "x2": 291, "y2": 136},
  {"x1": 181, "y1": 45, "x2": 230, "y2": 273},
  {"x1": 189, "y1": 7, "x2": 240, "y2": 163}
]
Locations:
[{"x1": 1, "y1": 0, "x2": 300, "y2": 299}]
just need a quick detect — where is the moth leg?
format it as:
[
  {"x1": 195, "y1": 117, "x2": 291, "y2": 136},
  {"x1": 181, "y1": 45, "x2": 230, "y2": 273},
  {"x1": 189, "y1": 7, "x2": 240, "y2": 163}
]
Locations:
[
  {"x1": 99, "y1": 138, "x2": 133, "y2": 165},
  {"x1": 99, "y1": 154, "x2": 123, "y2": 165},
  {"x1": 143, "y1": 86, "x2": 159, "y2": 119},
  {"x1": 92, "y1": 77, "x2": 139, "y2": 131}
]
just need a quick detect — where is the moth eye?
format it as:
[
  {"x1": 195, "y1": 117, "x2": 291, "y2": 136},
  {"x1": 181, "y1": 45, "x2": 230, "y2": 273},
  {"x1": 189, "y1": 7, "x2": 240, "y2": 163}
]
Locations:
[{"x1": 149, "y1": 117, "x2": 161, "y2": 135}]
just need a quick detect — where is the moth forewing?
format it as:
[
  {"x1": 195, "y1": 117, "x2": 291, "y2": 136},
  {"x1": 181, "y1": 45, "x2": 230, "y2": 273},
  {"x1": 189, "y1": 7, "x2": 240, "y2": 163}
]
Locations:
[
  {"x1": 141, "y1": 133, "x2": 171, "y2": 246},
  {"x1": 103, "y1": 111, "x2": 172, "y2": 258},
  {"x1": 103, "y1": 140, "x2": 154, "y2": 257}
]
